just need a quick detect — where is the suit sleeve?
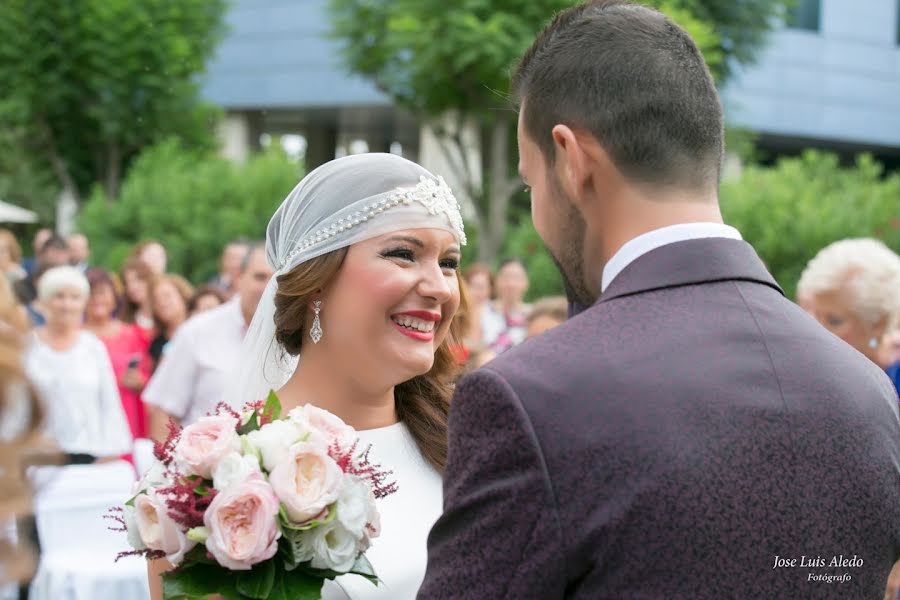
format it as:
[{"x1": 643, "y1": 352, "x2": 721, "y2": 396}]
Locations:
[{"x1": 418, "y1": 368, "x2": 565, "y2": 600}]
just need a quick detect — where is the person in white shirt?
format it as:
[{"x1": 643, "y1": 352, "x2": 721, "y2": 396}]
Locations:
[
  {"x1": 23, "y1": 266, "x2": 131, "y2": 460},
  {"x1": 21, "y1": 266, "x2": 137, "y2": 600},
  {"x1": 143, "y1": 244, "x2": 272, "y2": 440}
]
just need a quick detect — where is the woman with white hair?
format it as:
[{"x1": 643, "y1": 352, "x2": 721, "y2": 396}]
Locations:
[
  {"x1": 797, "y1": 238, "x2": 900, "y2": 397},
  {"x1": 20, "y1": 266, "x2": 136, "y2": 599},
  {"x1": 23, "y1": 266, "x2": 132, "y2": 462}
]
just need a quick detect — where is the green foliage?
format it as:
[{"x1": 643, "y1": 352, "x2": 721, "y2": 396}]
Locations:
[
  {"x1": 0, "y1": 0, "x2": 226, "y2": 206},
  {"x1": 500, "y1": 218, "x2": 565, "y2": 301},
  {"x1": 330, "y1": 0, "x2": 786, "y2": 264},
  {"x1": 721, "y1": 151, "x2": 900, "y2": 299},
  {"x1": 675, "y1": 0, "x2": 790, "y2": 81},
  {"x1": 329, "y1": 0, "x2": 786, "y2": 118},
  {"x1": 330, "y1": 0, "x2": 570, "y2": 117},
  {"x1": 78, "y1": 140, "x2": 303, "y2": 283},
  {"x1": 474, "y1": 151, "x2": 900, "y2": 304},
  {"x1": 162, "y1": 560, "x2": 323, "y2": 600}
]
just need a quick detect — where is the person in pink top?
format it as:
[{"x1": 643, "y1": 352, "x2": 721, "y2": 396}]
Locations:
[{"x1": 84, "y1": 268, "x2": 152, "y2": 440}]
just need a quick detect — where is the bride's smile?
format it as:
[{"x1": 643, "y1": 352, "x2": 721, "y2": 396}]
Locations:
[{"x1": 390, "y1": 310, "x2": 441, "y2": 341}]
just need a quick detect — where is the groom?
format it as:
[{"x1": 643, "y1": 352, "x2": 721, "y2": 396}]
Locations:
[{"x1": 419, "y1": 1, "x2": 900, "y2": 598}]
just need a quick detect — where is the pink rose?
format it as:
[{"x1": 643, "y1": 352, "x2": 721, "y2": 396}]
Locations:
[
  {"x1": 204, "y1": 475, "x2": 281, "y2": 570},
  {"x1": 289, "y1": 404, "x2": 356, "y2": 451},
  {"x1": 175, "y1": 415, "x2": 240, "y2": 478},
  {"x1": 133, "y1": 491, "x2": 196, "y2": 566},
  {"x1": 268, "y1": 441, "x2": 343, "y2": 524}
]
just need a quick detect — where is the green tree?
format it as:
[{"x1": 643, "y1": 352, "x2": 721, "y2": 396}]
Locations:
[
  {"x1": 721, "y1": 151, "x2": 900, "y2": 299},
  {"x1": 78, "y1": 139, "x2": 303, "y2": 283},
  {"x1": 0, "y1": 0, "x2": 227, "y2": 216},
  {"x1": 329, "y1": 0, "x2": 787, "y2": 263}
]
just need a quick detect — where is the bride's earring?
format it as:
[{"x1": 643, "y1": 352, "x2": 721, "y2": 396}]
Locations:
[{"x1": 310, "y1": 300, "x2": 323, "y2": 344}]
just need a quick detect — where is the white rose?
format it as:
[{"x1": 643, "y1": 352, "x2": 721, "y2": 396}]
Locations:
[
  {"x1": 123, "y1": 505, "x2": 146, "y2": 551},
  {"x1": 133, "y1": 490, "x2": 196, "y2": 566},
  {"x1": 335, "y1": 475, "x2": 372, "y2": 540},
  {"x1": 268, "y1": 442, "x2": 343, "y2": 524},
  {"x1": 307, "y1": 521, "x2": 359, "y2": 573},
  {"x1": 132, "y1": 460, "x2": 169, "y2": 495},
  {"x1": 246, "y1": 419, "x2": 303, "y2": 471},
  {"x1": 212, "y1": 452, "x2": 261, "y2": 492},
  {"x1": 288, "y1": 404, "x2": 356, "y2": 451}
]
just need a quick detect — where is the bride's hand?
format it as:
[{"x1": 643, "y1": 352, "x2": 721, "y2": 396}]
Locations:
[{"x1": 147, "y1": 558, "x2": 169, "y2": 600}]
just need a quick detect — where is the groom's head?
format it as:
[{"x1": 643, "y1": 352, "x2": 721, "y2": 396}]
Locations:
[{"x1": 513, "y1": 0, "x2": 724, "y2": 305}]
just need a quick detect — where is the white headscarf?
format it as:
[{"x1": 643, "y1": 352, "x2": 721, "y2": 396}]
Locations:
[{"x1": 227, "y1": 153, "x2": 466, "y2": 408}]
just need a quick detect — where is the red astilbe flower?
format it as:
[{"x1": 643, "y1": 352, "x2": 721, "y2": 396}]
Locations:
[
  {"x1": 153, "y1": 418, "x2": 182, "y2": 465},
  {"x1": 210, "y1": 401, "x2": 240, "y2": 421},
  {"x1": 115, "y1": 548, "x2": 166, "y2": 562},
  {"x1": 330, "y1": 441, "x2": 398, "y2": 500},
  {"x1": 158, "y1": 474, "x2": 217, "y2": 530},
  {"x1": 241, "y1": 399, "x2": 275, "y2": 427}
]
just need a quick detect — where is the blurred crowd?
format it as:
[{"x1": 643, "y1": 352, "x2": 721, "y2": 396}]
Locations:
[
  {"x1": 0, "y1": 229, "x2": 272, "y2": 599},
  {"x1": 0, "y1": 225, "x2": 899, "y2": 597}
]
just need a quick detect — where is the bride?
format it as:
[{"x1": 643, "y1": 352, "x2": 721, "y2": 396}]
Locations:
[{"x1": 149, "y1": 152, "x2": 467, "y2": 599}]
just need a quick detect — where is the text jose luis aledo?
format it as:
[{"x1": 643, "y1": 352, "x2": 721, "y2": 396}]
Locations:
[{"x1": 772, "y1": 555, "x2": 864, "y2": 583}]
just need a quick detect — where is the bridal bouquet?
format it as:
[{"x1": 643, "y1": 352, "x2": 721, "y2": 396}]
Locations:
[{"x1": 109, "y1": 393, "x2": 396, "y2": 599}]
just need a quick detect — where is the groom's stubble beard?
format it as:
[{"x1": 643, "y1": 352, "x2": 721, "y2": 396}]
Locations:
[{"x1": 546, "y1": 170, "x2": 597, "y2": 307}]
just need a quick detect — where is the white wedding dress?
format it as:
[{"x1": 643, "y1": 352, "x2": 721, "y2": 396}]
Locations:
[{"x1": 321, "y1": 422, "x2": 442, "y2": 600}]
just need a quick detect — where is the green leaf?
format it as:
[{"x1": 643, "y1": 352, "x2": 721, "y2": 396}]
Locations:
[
  {"x1": 296, "y1": 554, "x2": 379, "y2": 587},
  {"x1": 267, "y1": 568, "x2": 323, "y2": 600},
  {"x1": 162, "y1": 563, "x2": 241, "y2": 599},
  {"x1": 348, "y1": 554, "x2": 379, "y2": 585},
  {"x1": 236, "y1": 559, "x2": 276, "y2": 599},
  {"x1": 264, "y1": 389, "x2": 282, "y2": 421},
  {"x1": 279, "y1": 503, "x2": 336, "y2": 532},
  {"x1": 237, "y1": 408, "x2": 260, "y2": 436},
  {"x1": 182, "y1": 544, "x2": 215, "y2": 565}
]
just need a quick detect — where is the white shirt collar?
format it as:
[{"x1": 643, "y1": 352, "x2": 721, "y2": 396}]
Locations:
[{"x1": 601, "y1": 222, "x2": 743, "y2": 292}]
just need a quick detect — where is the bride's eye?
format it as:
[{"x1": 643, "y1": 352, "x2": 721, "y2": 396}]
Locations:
[
  {"x1": 381, "y1": 247, "x2": 415, "y2": 262},
  {"x1": 440, "y1": 257, "x2": 460, "y2": 271}
]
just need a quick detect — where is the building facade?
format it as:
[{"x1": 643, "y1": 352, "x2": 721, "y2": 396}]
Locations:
[{"x1": 202, "y1": 0, "x2": 900, "y2": 169}]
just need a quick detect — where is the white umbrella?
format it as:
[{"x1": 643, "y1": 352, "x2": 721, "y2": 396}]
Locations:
[{"x1": 0, "y1": 200, "x2": 37, "y2": 224}]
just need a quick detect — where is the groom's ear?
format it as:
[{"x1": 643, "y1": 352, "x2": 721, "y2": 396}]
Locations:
[
  {"x1": 552, "y1": 125, "x2": 625, "y2": 216},
  {"x1": 551, "y1": 125, "x2": 598, "y2": 212}
]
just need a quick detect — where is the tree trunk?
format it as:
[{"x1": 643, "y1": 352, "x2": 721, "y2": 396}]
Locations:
[
  {"x1": 477, "y1": 117, "x2": 518, "y2": 264},
  {"x1": 38, "y1": 116, "x2": 82, "y2": 228},
  {"x1": 427, "y1": 113, "x2": 519, "y2": 265}
]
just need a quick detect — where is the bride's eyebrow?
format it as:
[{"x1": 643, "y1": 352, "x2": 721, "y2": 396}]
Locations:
[{"x1": 383, "y1": 235, "x2": 424, "y2": 248}]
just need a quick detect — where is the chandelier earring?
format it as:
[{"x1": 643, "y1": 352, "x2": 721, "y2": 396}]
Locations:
[{"x1": 310, "y1": 300, "x2": 323, "y2": 344}]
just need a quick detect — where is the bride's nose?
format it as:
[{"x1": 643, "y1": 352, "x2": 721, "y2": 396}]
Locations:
[{"x1": 416, "y1": 261, "x2": 453, "y2": 304}]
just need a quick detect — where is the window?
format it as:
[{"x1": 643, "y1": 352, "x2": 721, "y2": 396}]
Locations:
[
  {"x1": 896, "y1": 0, "x2": 900, "y2": 44},
  {"x1": 787, "y1": 0, "x2": 821, "y2": 31}
]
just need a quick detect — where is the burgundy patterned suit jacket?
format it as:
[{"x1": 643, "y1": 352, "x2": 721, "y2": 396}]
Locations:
[{"x1": 419, "y1": 238, "x2": 900, "y2": 599}]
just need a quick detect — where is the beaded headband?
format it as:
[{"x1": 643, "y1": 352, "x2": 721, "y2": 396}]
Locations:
[{"x1": 278, "y1": 175, "x2": 466, "y2": 270}]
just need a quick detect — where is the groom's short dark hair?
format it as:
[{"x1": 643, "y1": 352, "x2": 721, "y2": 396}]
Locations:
[{"x1": 512, "y1": 0, "x2": 724, "y2": 191}]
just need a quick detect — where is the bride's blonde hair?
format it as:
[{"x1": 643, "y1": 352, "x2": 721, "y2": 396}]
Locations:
[{"x1": 273, "y1": 248, "x2": 467, "y2": 471}]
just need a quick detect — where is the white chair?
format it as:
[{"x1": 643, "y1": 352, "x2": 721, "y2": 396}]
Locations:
[{"x1": 28, "y1": 460, "x2": 149, "y2": 600}]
